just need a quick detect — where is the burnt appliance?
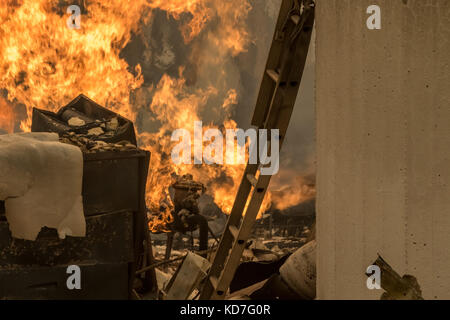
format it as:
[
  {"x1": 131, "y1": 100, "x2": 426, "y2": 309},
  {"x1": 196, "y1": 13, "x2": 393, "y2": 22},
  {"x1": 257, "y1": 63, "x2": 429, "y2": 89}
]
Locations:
[{"x1": 156, "y1": 175, "x2": 210, "y2": 260}]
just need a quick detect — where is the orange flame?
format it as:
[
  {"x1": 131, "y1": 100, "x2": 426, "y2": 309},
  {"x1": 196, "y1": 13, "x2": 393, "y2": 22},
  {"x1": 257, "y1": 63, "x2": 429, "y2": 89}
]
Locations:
[
  {"x1": 0, "y1": 0, "x2": 145, "y2": 131},
  {"x1": 138, "y1": 70, "x2": 273, "y2": 231},
  {"x1": 147, "y1": 0, "x2": 251, "y2": 55},
  {"x1": 0, "y1": 97, "x2": 15, "y2": 133},
  {"x1": 270, "y1": 174, "x2": 316, "y2": 211},
  {"x1": 0, "y1": 0, "x2": 275, "y2": 233}
]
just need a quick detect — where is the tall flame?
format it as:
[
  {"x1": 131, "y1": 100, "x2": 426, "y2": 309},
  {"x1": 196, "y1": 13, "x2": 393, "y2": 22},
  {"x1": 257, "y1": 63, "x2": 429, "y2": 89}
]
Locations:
[
  {"x1": 147, "y1": 0, "x2": 251, "y2": 55},
  {"x1": 0, "y1": 0, "x2": 145, "y2": 131},
  {"x1": 0, "y1": 0, "x2": 300, "y2": 233},
  {"x1": 271, "y1": 174, "x2": 316, "y2": 211},
  {"x1": 138, "y1": 70, "x2": 272, "y2": 232}
]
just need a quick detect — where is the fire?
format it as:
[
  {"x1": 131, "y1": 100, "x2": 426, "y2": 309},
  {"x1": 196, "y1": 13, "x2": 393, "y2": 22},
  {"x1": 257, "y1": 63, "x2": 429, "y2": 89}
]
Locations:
[
  {"x1": 139, "y1": 71, "x2": 267, "y2": 231},
  {"x1": 0, "y1": 0, "x2": 145, "y2": 131},
  {"x1": 146, "y1": 0, "x2": 212, "y2": 43},
  {"x1": 0, "y1": 97, "x2": 15, "y2": 133},
  {"x1": 0, "y1": 0, "x2": 274, "y2": 233},
  {"x1": 147, "y1": 0, "x2": 251, "y2": 55},
  {"x1": 271, "y1": 174, "x2": 316, "y2": 211}
]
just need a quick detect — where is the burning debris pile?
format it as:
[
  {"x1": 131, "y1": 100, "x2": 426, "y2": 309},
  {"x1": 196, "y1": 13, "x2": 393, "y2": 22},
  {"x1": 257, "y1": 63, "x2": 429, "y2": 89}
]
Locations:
[
  {"x1": 169, "y1": 175, "x2": 206, "y2": 233},
  {"x1": 59, "y1": 135, "x2": 137, "y2": 154},
  {"x1": 32, "y1": 94, "x2": 139, "y2": 152},
  {"x1": 148, "y1": 174, "x2": 213, "y2": 263},
  {"x1": 147, "y1": 226, "x2": 317, "y2": 300}
]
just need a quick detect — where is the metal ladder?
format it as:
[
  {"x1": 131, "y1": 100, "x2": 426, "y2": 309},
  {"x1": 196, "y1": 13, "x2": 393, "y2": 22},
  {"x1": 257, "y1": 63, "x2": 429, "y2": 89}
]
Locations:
[{"x1": 199, "y1": 0, "x2": 315, "y2": 300}]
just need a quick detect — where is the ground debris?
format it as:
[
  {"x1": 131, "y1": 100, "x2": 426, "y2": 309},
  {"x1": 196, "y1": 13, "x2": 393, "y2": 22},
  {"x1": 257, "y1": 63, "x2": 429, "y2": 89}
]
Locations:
[
  {"x1": 59, "y1": 133, "x2": 137, "y2": 153},
  {"x1": 368, "y1": 255, "x2": 424, "y2": 300}
]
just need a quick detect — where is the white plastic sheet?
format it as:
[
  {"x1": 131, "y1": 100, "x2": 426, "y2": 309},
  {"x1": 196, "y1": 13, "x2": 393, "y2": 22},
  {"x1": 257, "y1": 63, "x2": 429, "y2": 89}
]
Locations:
[{"x1": 0, "y1": 132, "x2": 85, "y2": 240}]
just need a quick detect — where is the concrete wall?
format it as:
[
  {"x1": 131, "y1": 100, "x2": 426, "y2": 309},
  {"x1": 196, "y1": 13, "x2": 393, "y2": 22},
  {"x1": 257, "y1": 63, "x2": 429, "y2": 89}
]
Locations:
[{"x1": 316, "y1": 0, "x2": 450, "y2": 299}]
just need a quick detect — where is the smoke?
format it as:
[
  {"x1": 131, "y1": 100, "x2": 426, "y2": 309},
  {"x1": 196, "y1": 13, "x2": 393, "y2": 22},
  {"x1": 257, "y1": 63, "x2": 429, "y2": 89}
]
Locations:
[
  {"x1": 125, "y1": 0, "x2": 316, "y2": 194},
  {"x1": 2, "y1": 0, "x2": 316, "y2": 210}
]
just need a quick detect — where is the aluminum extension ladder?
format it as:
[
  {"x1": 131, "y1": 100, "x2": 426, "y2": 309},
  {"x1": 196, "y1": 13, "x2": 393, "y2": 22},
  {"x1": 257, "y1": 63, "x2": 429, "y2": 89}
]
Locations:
[{"x1": 199, "y1": 0, "x2": 315, "y2": 300}]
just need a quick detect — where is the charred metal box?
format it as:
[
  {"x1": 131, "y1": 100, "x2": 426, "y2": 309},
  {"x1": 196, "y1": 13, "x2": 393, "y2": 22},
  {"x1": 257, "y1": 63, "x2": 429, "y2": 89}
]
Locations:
[
  {"x1": 82, "y1": 150, "x2": 149, "y2": 216},
  {"x1": 0, "y1": 96, "x2": 151, "y2": 299},
  {"x1": 0, "y1": 150, "x2": 150, "y2": 299},
  {"x1": 31, "y1": 94, "x2": 137, "y2": 145}
]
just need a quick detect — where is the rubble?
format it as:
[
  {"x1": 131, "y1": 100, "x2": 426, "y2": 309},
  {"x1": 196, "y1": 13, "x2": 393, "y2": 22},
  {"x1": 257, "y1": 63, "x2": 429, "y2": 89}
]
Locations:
[
  {"x1": 230, "y1": 254, "x2": 291, "y2": 294},
  {"x1": 87, "y1": 127, "x2": 104, "y2": 136},
  {"x1": 59, "y1": 134, "x2": 137, "y2": 153},
  {"x1": 29, "y1": 95, "x2": 141, "y2": 156},
  {"x1": 68, "y1": 117, "x2": 85, "y2": 127},
  {"x1": 164, "y1": 252, "x2": 210, "y2": 300},
  {"x1": 279, "y1": 240, "x2": 316, "y2": 299},
  {"x1": 223, "y1": 221, "x2": 316, "y2": 300},
  {"x1": 155, "y1": 268, "x2": 171, "y2": 292},
  {"x1": 150, "y1": 174, "x2": 210, "y2": 259},
  {"x1": 148, "y1": 202, "x2": 316, "y2": 300},
  {"x1": 367, "y1": 255, "x2": 423, "y2": 300},
  {"x1": 106, "y1": 117, "x2": 119, "y2": 131},
  {"x1": 148, "y1": 218, "x2": 316, "y2": 300},
  {"x1": 32, "y1": 94, "x2": 138, "y2": 146}
]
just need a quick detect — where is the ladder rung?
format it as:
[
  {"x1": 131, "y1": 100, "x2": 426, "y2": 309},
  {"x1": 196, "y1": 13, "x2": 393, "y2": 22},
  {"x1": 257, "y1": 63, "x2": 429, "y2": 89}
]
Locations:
[
  {"x1": 266, "y1": 69, "x2": 279, "y2": 83},
  {"x1": 291, "y1": 14, "x2": 300, "y2": 25},
  {"x1": 228, "y1": 225, "x2": 239, "y2": 240},
  {"x1": 200, "y1": 0, "x2": 315, "y2": 300},
  {"x1": 209, "y1": 276, "x2": 219, "y2": 289},
  {"x1": 246, "y1": 173, "x2": 258, "y2": 187}
]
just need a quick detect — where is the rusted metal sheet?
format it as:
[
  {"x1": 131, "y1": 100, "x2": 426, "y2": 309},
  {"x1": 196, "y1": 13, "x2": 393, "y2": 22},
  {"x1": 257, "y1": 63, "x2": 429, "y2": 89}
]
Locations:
[{"x1": 0, "y1": 210, "x2": 133, "y2": 266}]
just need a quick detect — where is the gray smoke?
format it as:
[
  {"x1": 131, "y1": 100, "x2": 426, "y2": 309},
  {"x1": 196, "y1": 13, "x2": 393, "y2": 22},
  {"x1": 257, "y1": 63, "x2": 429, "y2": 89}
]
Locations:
[{"x1": 122, "y1": 0, "x2": 316, "y2": 191}]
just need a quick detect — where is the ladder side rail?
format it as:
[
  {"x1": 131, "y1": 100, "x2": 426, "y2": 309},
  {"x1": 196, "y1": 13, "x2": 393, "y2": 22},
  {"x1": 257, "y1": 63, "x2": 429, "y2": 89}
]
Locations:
[
  {"x1": 199, "y1": 162, "x2": 259, "y2": 299},
  {"x1": 251, "y1": 0, "x2": 297, "y2": 127},
  {"x1": 199, "y1": 0, "x2": 315, "y2": 301},
  {"x1": 206, "y1": 22, "x2": 315, "y2": 298},
  {"x1": 208, "y1": 173, "x2": 272, "y2": 299}
]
